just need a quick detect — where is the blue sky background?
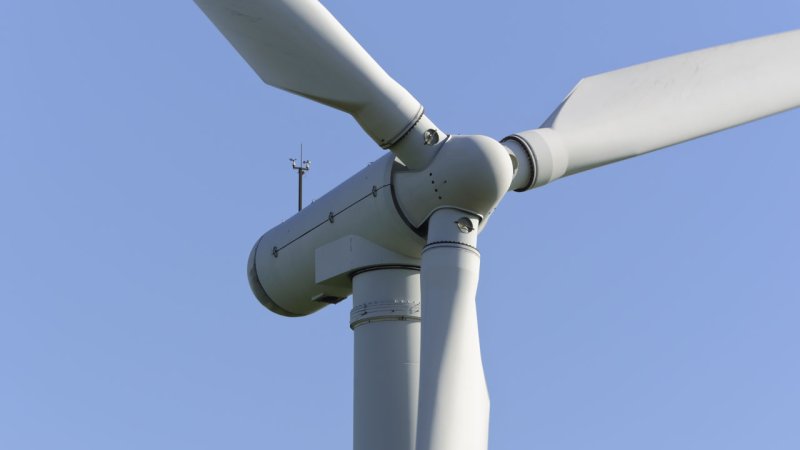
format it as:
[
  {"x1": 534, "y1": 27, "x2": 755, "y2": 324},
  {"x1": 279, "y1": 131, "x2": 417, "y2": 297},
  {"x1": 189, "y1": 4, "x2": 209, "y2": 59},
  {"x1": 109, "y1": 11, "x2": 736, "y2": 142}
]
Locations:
[{"x1": 2, "y1": 1, "x2": 799, "y2": 449}]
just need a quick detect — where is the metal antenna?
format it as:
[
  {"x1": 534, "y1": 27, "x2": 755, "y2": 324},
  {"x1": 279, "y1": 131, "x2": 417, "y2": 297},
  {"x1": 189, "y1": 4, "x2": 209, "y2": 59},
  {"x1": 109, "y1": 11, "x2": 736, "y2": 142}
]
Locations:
[{"x1": 290, "y1": 144, "x2": 311, "y2": 211}]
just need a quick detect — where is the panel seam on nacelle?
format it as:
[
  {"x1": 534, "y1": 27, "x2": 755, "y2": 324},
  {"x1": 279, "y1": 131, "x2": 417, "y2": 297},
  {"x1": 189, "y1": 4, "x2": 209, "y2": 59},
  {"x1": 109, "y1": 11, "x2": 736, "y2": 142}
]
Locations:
[{"x1": 273, "y1": 183, "x2": 393, "y2": 255}]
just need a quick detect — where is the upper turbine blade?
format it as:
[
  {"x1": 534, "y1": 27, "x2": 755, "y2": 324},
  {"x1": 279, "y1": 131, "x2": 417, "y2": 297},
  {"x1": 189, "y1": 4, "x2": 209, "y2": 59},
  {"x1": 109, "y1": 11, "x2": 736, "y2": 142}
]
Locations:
[
  {"x1": 194, "y1": 0, "x2": 423, "y2": 148},
  {"x1": 506, "y1": 30, "x2": 800, "y2": 188}
]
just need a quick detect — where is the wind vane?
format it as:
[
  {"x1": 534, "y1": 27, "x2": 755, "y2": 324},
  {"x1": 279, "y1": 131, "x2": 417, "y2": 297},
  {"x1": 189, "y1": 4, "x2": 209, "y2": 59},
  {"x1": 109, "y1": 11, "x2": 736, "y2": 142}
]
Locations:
[{"x1": 290, "y1": 144, "x2": 310, "y2": 211}]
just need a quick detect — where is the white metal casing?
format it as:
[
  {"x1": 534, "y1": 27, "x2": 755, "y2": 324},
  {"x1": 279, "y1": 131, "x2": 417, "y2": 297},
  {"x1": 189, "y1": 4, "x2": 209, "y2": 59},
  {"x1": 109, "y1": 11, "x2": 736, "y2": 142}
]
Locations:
[{"x1": 248, "y1": 153, "x2": 425, "y2": 317}]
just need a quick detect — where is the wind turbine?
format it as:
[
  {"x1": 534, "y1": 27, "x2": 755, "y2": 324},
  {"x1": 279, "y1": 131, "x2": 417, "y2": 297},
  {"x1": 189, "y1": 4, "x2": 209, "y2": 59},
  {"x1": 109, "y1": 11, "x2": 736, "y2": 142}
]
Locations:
[{"x1": 193, "y1": 1, "x2": 800, "y2": 449}]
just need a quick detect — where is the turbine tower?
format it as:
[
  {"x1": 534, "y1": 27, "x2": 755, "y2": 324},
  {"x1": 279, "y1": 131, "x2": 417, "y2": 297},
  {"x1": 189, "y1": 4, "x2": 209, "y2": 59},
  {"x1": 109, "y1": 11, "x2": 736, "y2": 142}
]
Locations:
[{"x1": 193, "y1": 1, "x2": 800, "y2": 448}]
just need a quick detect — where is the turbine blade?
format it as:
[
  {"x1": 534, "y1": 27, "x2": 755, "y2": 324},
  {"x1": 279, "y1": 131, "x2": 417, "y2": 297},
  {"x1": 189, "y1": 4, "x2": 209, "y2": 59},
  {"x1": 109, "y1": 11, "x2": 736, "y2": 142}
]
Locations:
[
  {"x1": 506, "y1": 29, "x2": 800, "y2": 188},
  {"x1": 416, "y1": 209, "x2": 489, "y2": 450},
  {"x1": 194, "y1": 0, "x2": 423, "y2": 149}
]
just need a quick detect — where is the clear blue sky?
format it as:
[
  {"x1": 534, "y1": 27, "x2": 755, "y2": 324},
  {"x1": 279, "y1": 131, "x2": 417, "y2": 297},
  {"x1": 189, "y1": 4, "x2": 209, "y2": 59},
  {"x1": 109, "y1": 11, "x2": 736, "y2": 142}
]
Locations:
[{"x1": 2, "y1": 1, "x2": 799, "y2": 449}]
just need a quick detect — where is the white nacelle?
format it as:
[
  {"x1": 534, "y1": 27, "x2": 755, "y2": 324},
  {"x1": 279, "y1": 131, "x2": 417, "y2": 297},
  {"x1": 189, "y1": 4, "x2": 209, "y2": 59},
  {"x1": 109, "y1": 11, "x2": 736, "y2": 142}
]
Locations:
[
  {"x1": 248, "y1": 153, "x2": 425, "y2": 317},
  {"x1": 249, "y1": 134, "x2": 515, "y2": 317}
]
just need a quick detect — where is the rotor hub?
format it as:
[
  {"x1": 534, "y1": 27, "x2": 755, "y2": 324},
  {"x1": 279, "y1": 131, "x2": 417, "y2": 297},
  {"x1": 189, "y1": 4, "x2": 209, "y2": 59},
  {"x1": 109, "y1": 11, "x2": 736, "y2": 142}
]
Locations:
[{"x1": 393, "y1": 134, "x2": 515, "y2": 229}]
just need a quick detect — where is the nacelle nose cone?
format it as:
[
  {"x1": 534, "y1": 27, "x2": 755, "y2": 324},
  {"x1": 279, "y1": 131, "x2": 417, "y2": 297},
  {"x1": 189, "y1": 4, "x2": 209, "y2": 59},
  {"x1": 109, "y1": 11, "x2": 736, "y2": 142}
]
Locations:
[{"x1": 393, "y1": 134, "x2": 514, "y2": 228}]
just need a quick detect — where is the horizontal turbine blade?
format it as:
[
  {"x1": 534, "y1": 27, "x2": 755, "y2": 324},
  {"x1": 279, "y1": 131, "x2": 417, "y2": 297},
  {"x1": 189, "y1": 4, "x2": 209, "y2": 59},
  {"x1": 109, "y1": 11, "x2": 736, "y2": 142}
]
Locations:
[
  {"x1": 195, "y1": 0, "x2": 423, "y2": 148},
  {"x1": 506, "y1": 30, "x2": 800, "y2": 188}
]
